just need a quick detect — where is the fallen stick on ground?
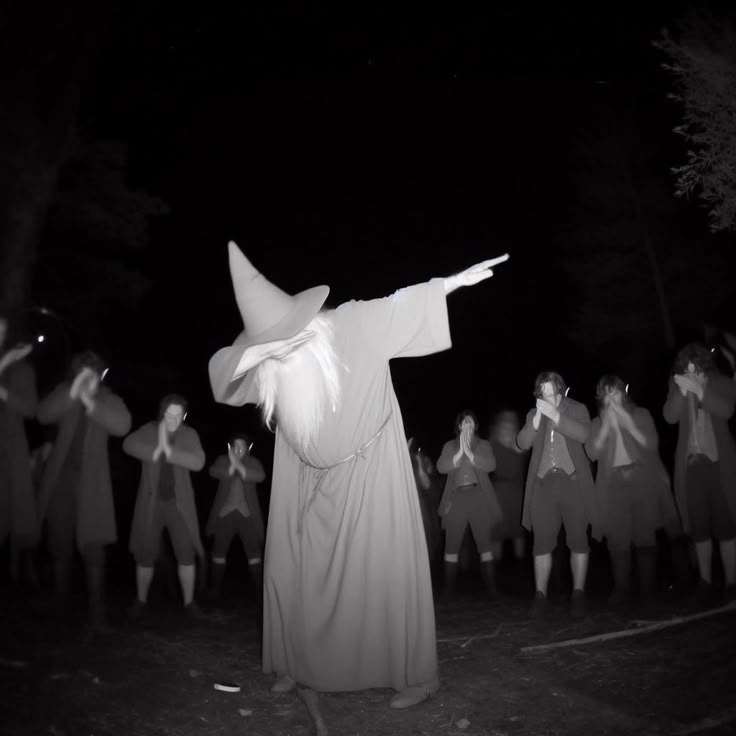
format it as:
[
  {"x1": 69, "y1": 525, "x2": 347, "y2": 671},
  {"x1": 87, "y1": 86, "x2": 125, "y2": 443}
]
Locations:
[
  {"x1": 297, "y1": 687, "x2": 329, "y2": 736},
  {"x1": 520, "y1": 600, "x2": 736, "y2": 653},
  {"x1": 438, "y1": 623, "x2": 503, "y2": 646}
]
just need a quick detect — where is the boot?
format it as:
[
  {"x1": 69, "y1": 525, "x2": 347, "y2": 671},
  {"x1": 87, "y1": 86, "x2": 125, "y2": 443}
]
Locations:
[
  {"x1": 609, "y1": 550, "x2": 631, "y2": 607},
  {"x1": 479, "y1": 559, "x2": 497, "y2": 599},
  {"x1": 439, "y1": 561, "x2": 458, "y2": 603},
  {"x1": 669, "y1": 536, "x2": 695, "y2": 596},
  {"x1": 206, "y1": 561, "x2": 226, "y2": 602},
  {"x1": 86, "y1": 563, "x2": 109, "y2": 633},
  {"x1": 636, "y1": 546, "x2": 657, "y2": 604}
]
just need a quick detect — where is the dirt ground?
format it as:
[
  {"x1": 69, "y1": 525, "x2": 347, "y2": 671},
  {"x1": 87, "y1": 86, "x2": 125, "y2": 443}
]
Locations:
[{"x1": 1, "y1": 558, "x2": 735, "y2": 736}]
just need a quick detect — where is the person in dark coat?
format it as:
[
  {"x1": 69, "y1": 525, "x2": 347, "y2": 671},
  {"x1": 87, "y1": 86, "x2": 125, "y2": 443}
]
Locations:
[
  {"x1": 586, "y1": 375, "x2": 680, "y2": 606},
  {"x1": 663, "y1": 343, "x2": 736, "y2": 603},
  {"x1": 517, "y1": 371, "x2": 598, "y2": 619},
  {"x1": 0, "y1": 316, "x2": 39, "y2": 589},
  {"x1": 436, "y1": 410, "x2": 501, "y2": 598},
  {"x1": 124, "y1": 394, "x2": 207, "y2": 618},
  {"x1": 205, "y1": 433, "x2": 266, "y2": 605},
  {"x1": 37, "y1": 351, "x2": 131, "y2": 628}
]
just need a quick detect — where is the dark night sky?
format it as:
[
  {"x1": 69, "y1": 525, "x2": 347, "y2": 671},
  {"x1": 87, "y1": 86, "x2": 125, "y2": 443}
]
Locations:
[{"x1": 26, "y1": 1, "x2": 735, "y2": 461}]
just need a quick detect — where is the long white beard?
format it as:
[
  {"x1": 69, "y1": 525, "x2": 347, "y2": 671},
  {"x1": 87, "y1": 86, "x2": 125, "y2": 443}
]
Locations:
[{"x1": 256, "y1": 313, "x2": 341, "y2": 453}]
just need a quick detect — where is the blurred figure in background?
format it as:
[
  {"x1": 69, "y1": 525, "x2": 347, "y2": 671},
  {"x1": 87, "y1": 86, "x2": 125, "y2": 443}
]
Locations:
[
  {"x1": 664, "y1": 343, "x2": 736, "y2": 605},
  {"x1": 408, "y1": 437, "x2": 443, "y2": 578},
  {"x1": 0, "y1": 315, "x2": 39, "y2": 591},
  {"x1": 488, "y1": 409, "x2": 529, "y2": 575}
]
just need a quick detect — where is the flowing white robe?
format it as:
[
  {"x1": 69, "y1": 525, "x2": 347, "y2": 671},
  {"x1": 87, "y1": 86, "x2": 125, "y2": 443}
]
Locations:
[{"x1": 262, "y1": 278, "x2": 451, "y2": 692}]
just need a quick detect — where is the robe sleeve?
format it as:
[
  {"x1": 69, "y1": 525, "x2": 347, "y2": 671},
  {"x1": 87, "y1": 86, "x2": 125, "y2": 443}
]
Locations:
[
  {"x1": 37, "y1": 383, "x2": 74, "y2": 425},
  {"x1": 556, "y1": 401, "x2": 590, "y2": 444},
  {"x1": 87, "y1": 392, "x2": 132, "y2": 437},
  {"x1": 209, "y1": 455, "x2": 230, "y2": 479},
  {"x1": 663, "y1": 377, "x2": 686, "y2": 424},
  {"x1": 168, "y1": 427, "x2": 206, "y2": 472},
  {"x1": 516, "y1": 409, "x2": 538, "y2": 451},
  {"x1": 472, "y1": 439, "x2": 495, "y2": 472},
  {"x1": 436, "y1": 440, "x2": 457, "y2": 475},
  {"x1": 3, "y1": 361, "x2": 37, "y2": 418},
  {"x1": 701, "y1": 375, "x2": 736, "y2": 420},
  {"x1": 584, "y1": 417, "x2": 603, "y2": 461},
  {"x1": 350, "y1": 278, "x2": 452, "y2": 361}
]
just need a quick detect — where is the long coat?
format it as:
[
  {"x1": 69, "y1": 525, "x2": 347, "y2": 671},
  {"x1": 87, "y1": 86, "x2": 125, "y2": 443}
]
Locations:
[
  {"x1": 436, "y1": 437, "x2": 502, "y2": 534},
  {"x1": 0, "y1": 359, "x2": 38, "y2": 545},
  {"x1": 37, "y1": 383, "x2": 131, "y2": 550},
  {"x1": 205, "y1": 453, "x2": 266, "y2": 541},
  {"x1": 517, "y1": 397, "x2": 600, "y2": 541},
  {"x1": 663, "y1": 374, "x2": 736, "y2": 534},
  {"x1": 124, "y1": 422, "x2": 206, "y2": 560},
  {"x1": 212, "y1": 278, "x2": 450, "y2": 693},
  {"x1": 584, "y1": 406, "x2": 681, "y2": 538}
]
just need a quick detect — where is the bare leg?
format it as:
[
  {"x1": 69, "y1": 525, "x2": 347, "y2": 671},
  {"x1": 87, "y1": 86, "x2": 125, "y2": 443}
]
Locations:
[
  {"x1": 136, "y1": 564, "x2": 155, "y2": 603},
  {"x1": 694, "y1": 540, "x2": 713, "y2": 583},
  {"x1": 570, "y1": 551, "x2": 588, "y2": 591},
  {"x1": 534, "y1": 553, "x2": 552, "y2": 594},
  {"x1": 178, "y1": 563, "x2": 196, "y2": 606}
]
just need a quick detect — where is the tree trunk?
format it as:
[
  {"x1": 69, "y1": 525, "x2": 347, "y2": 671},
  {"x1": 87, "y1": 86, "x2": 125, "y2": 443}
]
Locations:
[{"x1": 0, "y1": 2, "x2": 112, "y2": 322}]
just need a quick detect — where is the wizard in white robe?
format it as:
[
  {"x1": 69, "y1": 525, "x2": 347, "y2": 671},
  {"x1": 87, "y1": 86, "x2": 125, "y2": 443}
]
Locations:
[{"x1": 209, "y1": 242, "x2": 507, "y2": 708}]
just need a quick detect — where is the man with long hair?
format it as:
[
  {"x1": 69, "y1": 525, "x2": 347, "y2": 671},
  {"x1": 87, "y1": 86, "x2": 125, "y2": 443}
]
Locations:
[
  {"x1": 664, "y1": 343, "x2": 736, "y2": 603},
  {"x1": 209, "y1": 242, "x2": 506, "y2": 709},
  {"x1": 436, "y1": 410, "x2": 500, "y2": 599},
  {"x1": 586, "y1": 376, "x2": 680, "y2": 606}
]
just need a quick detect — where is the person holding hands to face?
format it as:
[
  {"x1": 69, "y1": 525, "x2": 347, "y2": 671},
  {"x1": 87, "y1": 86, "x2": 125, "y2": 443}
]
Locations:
[
  {"x1": 205, "y1": 433, "x2": 266, "y2": 609},
  {"x1": 0, "y1": 316, "x2": 39, "y2": 589},
  {"x1": 436, "y1": 411, "x2": 501, "y2": 600},
  {"x1": 664, "y1": 343, "x2": 736, "y2": 604},
  {"x1": 517, "y1": 372, "x2": 597, "y2": 619},
  {"x1": 37, "y1": 351, "x2": 131, "y2": 630},
  {"x1": 586, "y1": 376, "x2": 679, "y2": 607},
  {"x1": 124, "y1": 394, "x2": 207, "y2": 619}
]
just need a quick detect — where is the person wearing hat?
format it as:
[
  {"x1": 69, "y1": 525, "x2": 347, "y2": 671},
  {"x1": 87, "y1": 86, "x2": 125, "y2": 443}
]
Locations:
[
  {"x1": 124, "y1": 394, "x2": 207, "y2": 619},
  {"x1": 209, "y1": 242, "x2": 507, "y2": 709},
  {"x1": 205, "y1": 433, "x2": 266, "y2": 608},
  {"x1": 37, "y1": 351, "x2": 131, "y2": 629},
  {"x1": 0, "y1": 314, "x2": 40, "y2": 589}
]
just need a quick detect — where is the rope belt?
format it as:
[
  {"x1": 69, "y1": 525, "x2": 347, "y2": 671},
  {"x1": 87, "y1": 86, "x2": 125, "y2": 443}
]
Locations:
[{"x1": 297, "y1": 413, "x2": 393, "y2": 535}]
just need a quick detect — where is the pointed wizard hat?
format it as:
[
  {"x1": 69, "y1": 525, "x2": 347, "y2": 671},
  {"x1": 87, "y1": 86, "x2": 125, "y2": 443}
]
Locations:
[{"x1": 208, "y1": 241, "x2": 330, "y2": 406}]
